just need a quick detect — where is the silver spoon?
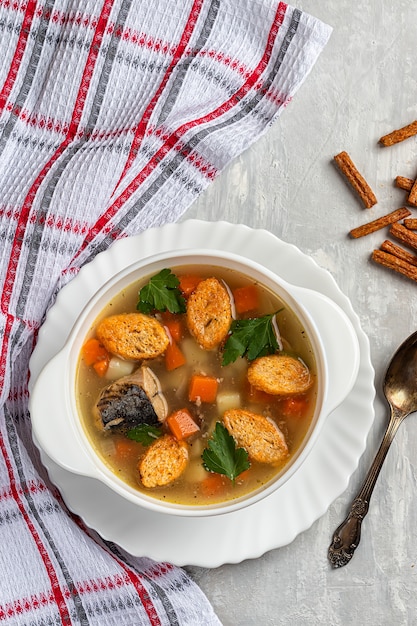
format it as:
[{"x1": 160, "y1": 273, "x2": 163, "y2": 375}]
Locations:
[{"x1": 328, "y1": 330, "x2": 417, "y2": 568}]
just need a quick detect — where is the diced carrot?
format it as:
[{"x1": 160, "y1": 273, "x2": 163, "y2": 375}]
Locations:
[
  {"x1": 81, "y1": 337, "x2": 109, "y2": 366},
  {"x1": 93, "y1": 357, "x2": 110, "y2": 377},
  {"x1": 178, "y1": 274, "x2": 203, "y2": 298},
  {"x1": 114, "y1": 438, "x2": 140, "y2": 462},
  {"x1": 160, "y1": 311, "x2": 183, "y2": 342},
  {"x1": 165, "y1": 340, "x2": 186, "y2": 371},
  {"x1": 246, "y1": 382, "x2": 273, "y2": 404},
  {"x1": 281, "y1": 396, "x2": 309, "y2": 418},
  {"x1": 200, "y1": 472, "x2": 228, "y2": 497},
  {"x1": 236, "y1": 468, "x2": 251, "y2": 482},
  {"x1": 188, "y1": 374, "x2": 218, "y2": 403},
  {"x1": 159, "y1": 311, "x2": 177, "y2": 322},
  {"x1": 163, "y1": 318, "x2": 182, "y2": 342},
  {"x1": 167, "y1": 408, "x2": 200, "y2": 440},
  {"x1": 232, "y1": 284, "x2": 260, "y2": 314}
]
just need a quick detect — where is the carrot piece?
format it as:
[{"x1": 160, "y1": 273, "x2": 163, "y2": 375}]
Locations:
[
  {"x1": 114, "y1": 438, "x2": 140, "y2": 462},
  {"x1": 159, "y1": 311, "x2": 177, "y2": 322},
  {"x1": 281, "y1": 396, "x2": 309, "y2": 418},
  {"x1": 236, "y1": 468, "x2": 251, "y2": 482},
  {"x1": 165, "y1": 340, "x2": 186, "y2": 371},
  {"x1": 167, "y1": 409, "x2": 200, "y2": 440},
  {"x1": 163, "y1": 319, "x2": 182, "y2": 342},
  {"x1": 232, "y1": 284, "x2": 260, "y2": 314},
  {"x1": 188, "y1": 374, "x2": 218, "y2": 403},
  {"x1": 160, "y1": 311, "x2": 183, "y2": 342},
  {"x1": 82, "y1": 337, "x2": 110, "y2": 375},
  {"x1": 200, "y1": 472, "x2": 228, "y2": 497},
  {"x1": 93, "y1": 357, "x2": 110, "y2": 377},
  {"x1": 246, "y1": 382, "x2": 273, "y2": 403},
  {"x1": 178, "y1": 274, "x2": 203, "y2": 298},
  {"x1": 81, "y1": 338, "x2": 109, "y2": 366}
]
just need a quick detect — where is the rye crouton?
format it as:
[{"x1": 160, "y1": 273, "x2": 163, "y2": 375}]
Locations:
[
  {"x1": 96, "y1": 313, "x2": 169, "y2": 360},
  {"x1": 223, "y1": 409, "x2": 288, "y2": 464},
  {"x1": 186, "y1": 277, "x2": 232, "y2": 350},
  {"x1": 247, "y1": 354, "x2": 312, "y2": 396},
  {"x1": 138, "y1": 435, "x2": 189, "y2": 488}
]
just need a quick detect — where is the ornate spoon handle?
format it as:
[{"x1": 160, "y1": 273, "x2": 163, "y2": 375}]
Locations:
[{"x1": 328, "y1": 409, "x2": 404, "y2": 568}]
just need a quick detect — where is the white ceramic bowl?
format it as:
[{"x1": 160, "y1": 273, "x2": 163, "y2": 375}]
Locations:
[{"x1": 29, "y1": 249, "x2": 360, "y2": 517}]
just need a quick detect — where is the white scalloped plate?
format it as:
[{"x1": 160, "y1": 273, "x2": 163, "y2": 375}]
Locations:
[{"x1": 29, "y1": 220, "x2": 375, "y2": 567}]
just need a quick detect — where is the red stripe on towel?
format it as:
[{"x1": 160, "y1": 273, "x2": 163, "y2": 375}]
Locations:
[
  {"x1": 115, "y1": 0, "x2": 206, "y2": 187},
  {"x1": 0, "y1": 0, "x2": 116, "y2": 383},
  {"x1": 0, "y1": 0, "x2": 38, "y2": 111},
  {"x1": 71, "y1": 1, "x2": 288, "y2": 263},
  {"x1": 0, "y1": 432, "x2": 71, "y2": 623}
]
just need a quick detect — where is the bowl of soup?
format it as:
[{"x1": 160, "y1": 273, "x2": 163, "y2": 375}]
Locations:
[{"x1": 30, "y1": 249, "x2": 360, "y2": 517}]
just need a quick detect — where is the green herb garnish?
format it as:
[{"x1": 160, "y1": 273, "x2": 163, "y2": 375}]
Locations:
[
  {"x1": 137, "y1": 268, "x2": 186, "y2": 314},
  {"x1": 127, "y1": 424, "x2": 162, "y2": 446},
  {"x1": 202, "y1": 422, "x2": 250, "y2": 482},
  {"x1": 222, "y1": 311, "x2": 282, "y2": 366}
]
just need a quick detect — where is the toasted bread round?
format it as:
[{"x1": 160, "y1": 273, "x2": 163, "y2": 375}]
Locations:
[
  {"x1": 186, "y1": 277, "x2": 232, "y2": 350},
  {"x1": 96, "y1": 313, "x2": 169, "y2": 360},
  {"x1": 138, "y1": 435, "x2": 189, "y2": 488},
  {"x1": 223, "y1": 409, "x2": 288, "y2": 464},
  {"x1": 247, "y1": 354, "x2": 312, "y2": 396}
]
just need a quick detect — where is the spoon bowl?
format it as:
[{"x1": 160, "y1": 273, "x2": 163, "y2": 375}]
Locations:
[
  {"x1": 328, "y1": 330, "x2": 417, "y2": 568},
  {"x1": 384, "y1": 332, "x2": 417, "y2": 415}
]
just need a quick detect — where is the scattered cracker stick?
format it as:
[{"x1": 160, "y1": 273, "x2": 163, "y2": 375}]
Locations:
[
  {"x1": 408, "y1": 178, "x2": 417, "y2": 206},
  {"x1": 394, "y1": 176, "x2": 417, "y2": 206},
  {"x1": 395, "y1": 175, "x2": 414, "y2": 192},
  {"x1": 404, "y1": 218, "x2": 417, "y2": 230},
  {"x1": 390, "y1": 222, "x2": 417, "y2": 251},
  {"x1": 379, "y1": 120, "x2": 417, "y2": 147},
  {"x1": 372, "y1": 249, "x2": 417, "y2": 283},
  {"x1": 334, "y1": 151, "x2": 377, "y2": 208},
  {"x1": 349, "y1": 207, "x2": 411, "y2": 238},
  {"x1": 380, "y1": 240, "x2": 417, "y2": 267}
]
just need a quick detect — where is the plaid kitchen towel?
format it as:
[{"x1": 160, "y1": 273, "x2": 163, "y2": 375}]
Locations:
[{"x1": 0, "y1": 0, "x2": 331, "y2": 623}]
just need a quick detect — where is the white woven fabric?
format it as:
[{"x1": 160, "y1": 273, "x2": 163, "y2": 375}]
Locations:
[{"x1": 0, "y1": 1, "x2": 331, "y2": 623}]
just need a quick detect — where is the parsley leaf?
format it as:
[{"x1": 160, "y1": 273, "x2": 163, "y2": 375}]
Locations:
[
  {"x1": 202, "y1": 422, "x2": 250, "y2": 482},
  {"x1": 137, "y1": 268, "x2": 186, "y2": 314},
  {"x1": 126, "y1": 424, "x2": 162, "y2": 446},
  {"x1": 222, "y1": 311, "x2": 282, "y2": 366}
]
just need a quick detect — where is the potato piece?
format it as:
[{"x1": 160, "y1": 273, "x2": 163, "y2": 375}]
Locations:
[
  {"x1": 105, "y1": 356, "x2": 135, "y2": 380},
  {"x1": 183, "y1": 459, "x2": 208, "y2": 483},
  {"x1": 138, "y1": 435, "x2": 188, "y2": 488},
  {"x1": 97, "y1": 313, "x2": 169, "y2": 360},
  {"x1": 186, "y1": 278, "x2": 232, "y2": 350},
  {"x1": 247, "y1": 354, "x2": 312, "y2": 396},
  {"x1": 223, "y1": 409, "x2": 288, "y2": 464},
  {"x1": 181, "y1": 337, "x2": 211, "y2": 367},
  {"x1": 188, "y1": 437, "x2": 205, "y2": 459},
  {"x1": 216, "y1": 391, "x2": 241, "y2": 414}
]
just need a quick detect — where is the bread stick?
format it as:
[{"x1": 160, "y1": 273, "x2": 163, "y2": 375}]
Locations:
[
  {"x1": 334, "y1": 151, "x2": 377, "y2": 208},
  {"x1": 390, "y1": 222, "x2": 417, "y2": 251},
  {"x1": 394, "y1": 175, "x2": 414, "y2": 192},
  {"x1": 349, "y1": 207, "x2": 411, "y2": 238},
  {"x1": 404, "y1": 218, "x2": 417, "y2": 230},
  {"x1": 408, "y1": 179, "x2": 417, "y2": 206},
  {"x1": 372, "y1": 249, "x2": 417, "y2": 283},
  {"x1": 379, "y1": 120, "x2": 417, "y2": 147},
  {"x1": 380, "y1": 240, "x2": 417, "y2": 267}
]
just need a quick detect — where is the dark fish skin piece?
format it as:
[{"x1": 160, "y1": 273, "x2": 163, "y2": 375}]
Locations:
[{"x1": 96, "y1": 381, "x2": 159, "y2": 430}]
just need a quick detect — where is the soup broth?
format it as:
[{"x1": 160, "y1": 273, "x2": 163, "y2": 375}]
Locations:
[{"x1": 76, "y1": 265, "x2": 318, "y2": 506}]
